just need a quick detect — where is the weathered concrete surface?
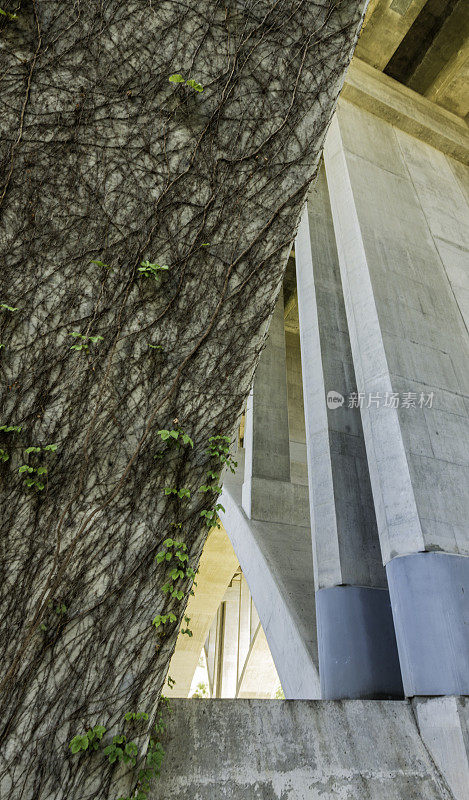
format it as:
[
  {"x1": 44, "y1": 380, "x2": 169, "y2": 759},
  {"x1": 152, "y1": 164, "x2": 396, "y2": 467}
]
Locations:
[
  {"x1": 414, "y1": 696, "x2": 469, "y2": 800},
  {"x1": 154, "y1": 699, "x2": 458, "y2": 799}
]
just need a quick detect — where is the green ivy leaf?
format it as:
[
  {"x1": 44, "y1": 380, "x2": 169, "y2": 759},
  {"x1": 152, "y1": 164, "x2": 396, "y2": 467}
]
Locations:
[
  {"x1": 90, "y1": 259, "x2": 109, "y2": 268},
  {"x1": 0, "y1": 9, "x2": 17, "y2": 20},
  {"x1": 186, "y1": 79, "x2": 204, "y2": 92},
  {"x1": 169, "y1": 73, "x2": 185, "y2": 83}
]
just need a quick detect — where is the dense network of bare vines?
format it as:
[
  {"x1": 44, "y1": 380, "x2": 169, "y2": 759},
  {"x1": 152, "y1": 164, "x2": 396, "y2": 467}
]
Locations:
[{"x1": 0, "y1": 1, "x2": 366, "y2": 797}]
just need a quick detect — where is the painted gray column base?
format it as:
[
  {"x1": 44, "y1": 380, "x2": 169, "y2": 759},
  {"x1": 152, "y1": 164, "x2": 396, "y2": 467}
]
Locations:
[
  {"x1": 387, "y1": 552, "x2": 469, "y2": 697},
  {"x1": 316, "y1": 586, "x2": 403, "y2": 700}
]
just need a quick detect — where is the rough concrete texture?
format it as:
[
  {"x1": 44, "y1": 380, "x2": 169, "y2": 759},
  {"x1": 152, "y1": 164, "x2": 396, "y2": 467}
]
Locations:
[
  {"x1": 154, "y1": 699, "x2": 460, "y2": 799},
  {"x1": 414, "y1": 696, "x2": 469, "y2": 800}
]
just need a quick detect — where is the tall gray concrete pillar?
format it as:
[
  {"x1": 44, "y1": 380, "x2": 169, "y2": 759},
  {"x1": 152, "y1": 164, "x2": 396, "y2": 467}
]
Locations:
[
  {"x1": 295, "y1": 165, "x2": 403, "y2": 700},
  {"x1": 242, "y1": 289, "x2": 301, "y2": 523},
  {"x1": 324, "y1": 102, "x2": 469, "y2": 696}
]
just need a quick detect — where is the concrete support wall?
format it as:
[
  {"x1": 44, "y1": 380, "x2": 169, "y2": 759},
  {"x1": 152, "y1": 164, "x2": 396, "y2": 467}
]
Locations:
[
  {"x1": 295, "y1": 166, "x2": 402, "y2": 699},
  {"x1": 323, "y1": 99, "x2": 469, "y2": 695},
  {"x1": 155, "y1": 698, "x2": 468, "y2": 800},
  {"x1": 193, "y1": 67, "x2": 469, "y2": 705}
]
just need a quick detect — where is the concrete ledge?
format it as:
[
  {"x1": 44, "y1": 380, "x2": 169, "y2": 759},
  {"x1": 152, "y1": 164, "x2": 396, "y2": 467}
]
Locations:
[
  {"x1": 387, "y1": 552, "x2": 469, "y2": 696},
  {"x1": 155, "y1": 699, "x2": 459, "y2": 799},
  {"x1": 316, "y1": 586, "x2": 403, "y2": 700},
  {"x1": 342, "y1": 58, "x2": 469, "y2": 165},
  {"x1": 241, "y1": 476, "x2": 310, "y2": 527}
]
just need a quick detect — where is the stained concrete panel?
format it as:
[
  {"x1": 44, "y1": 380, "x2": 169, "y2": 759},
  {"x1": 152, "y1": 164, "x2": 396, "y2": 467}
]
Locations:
[
  {"x1": 155, "y1": 699, "x2": 459, "y2": 799},
  {"x1": 414, "y1": 696, "x2": 469, "y2": 800}
]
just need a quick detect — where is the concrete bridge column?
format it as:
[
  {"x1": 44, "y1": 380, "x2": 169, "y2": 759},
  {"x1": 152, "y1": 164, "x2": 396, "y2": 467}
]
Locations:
[
  {"x1": 295, "y1": 166, "x2": 403, "y2": 700},
  {"x1": 324, "y1": 100, "x2": 469, "y2": 696},
  {"x1": 242, "y1": 288, "x2": 293, "y2": 520},
  {"x1": 221, "y1": 284, "x2": 319, "y2": 698}
]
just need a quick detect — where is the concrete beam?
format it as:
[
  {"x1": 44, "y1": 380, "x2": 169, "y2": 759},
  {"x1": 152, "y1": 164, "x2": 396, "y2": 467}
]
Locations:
[
  {"x1": 357, "y1": 0, "x2": 428, "y2": 71},
  {"x1": 296, "y1": 169, "x2": 386, "y2": 591},
  {"x1": 416, "y1": 1, "x2": 469, "y2": 120},
  {"x1": 221, "y1": 472, "x2": 320, "y2": 699},
  {"x1": 342, "y1": 57, "x2": 469, "y2": 164}
]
